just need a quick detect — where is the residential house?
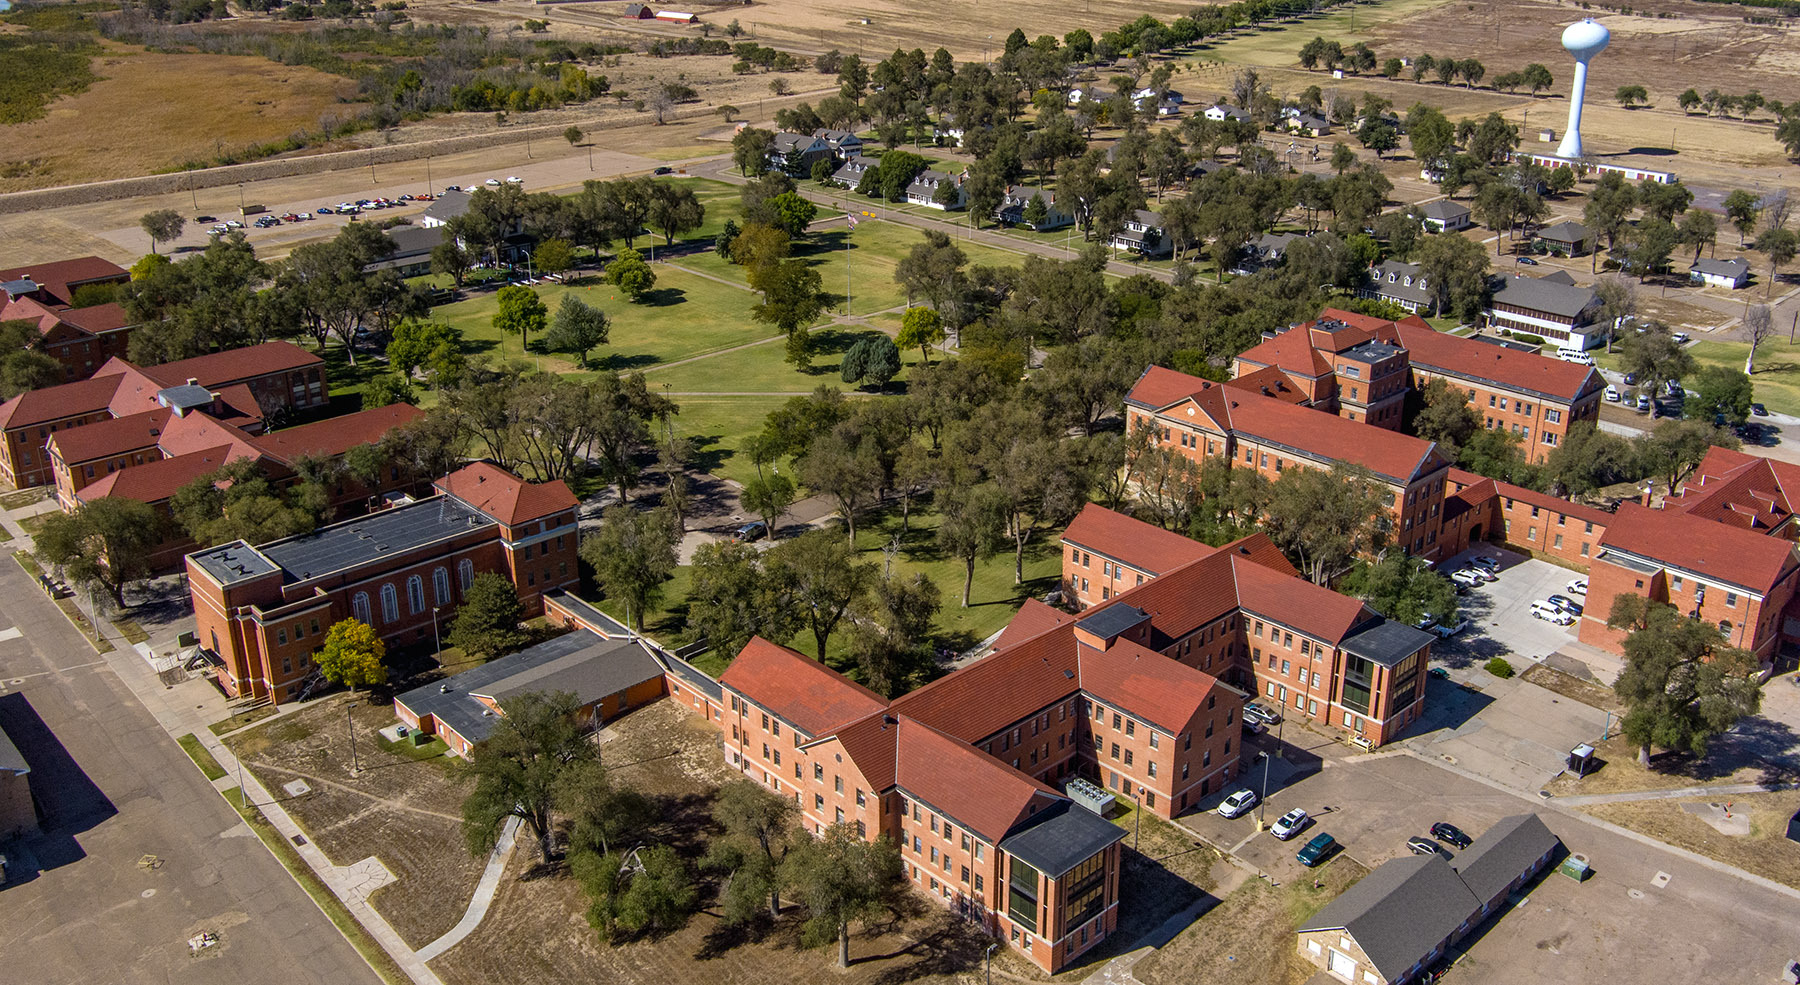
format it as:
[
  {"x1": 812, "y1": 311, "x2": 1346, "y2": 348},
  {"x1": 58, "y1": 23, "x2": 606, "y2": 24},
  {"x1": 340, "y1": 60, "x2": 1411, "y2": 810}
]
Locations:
[
  {"x1": 1418, "y1": 200, "x2": 1471, "y2": 233},
  {"x1": 812, "y1": 128, "x2": 864, "y2": 159},
  {"x1": 1110, "y1": 210, "x2": 1171, "y2": 258},
  {"x1": 1133, "y1": 88, "x2": 1183, "y2": 116},
  {"x1": 1533, "y1": 220, "x2": 1592, "y2": 257},
  {"x1": 1059, "y1": 503, "x2": 1434, "y2": 746},
  {"x1": 1285, "y1": 111, "x2": 1333, "y2": 136},
  {"x1": 904, "y1": 170, "x2": 965, "y2": 210},
  {"x1": 769, "y1": 133, "x2": 834, "y2": 176},
  {"x1": 1204, "y1": 103, "x2": 1251, "y2": 123},
  {"x1": 187, "y1": 462, "x2": 580, "y2": 705},
  {"x1": 420, "y1": 189, "x2": 533, "y2": 263},
  {"x1": 1297, "y1": 814, "x2": 1560, "y2": 985},
  {"x1": 1691, "y1": 257, "x2": 1750, "y2": 289},
  {"x1": 1360, "y1": 260, "x2": 1436, "y2": 315},
  {"x1": 418, "y1": 189, "x2": 472, "y2": 229},
  {"x1": 831, "y1": 153, "x2": 881, "y2": 188},
  {"x1": 1484, "y1": 272, "x2": 1602, "y2": 349},
  {"x1": 1126, "y1": 364, "x2": 1454, "y2": 559},
  {"x1": 368, "y1": 225, "x2": 448, "y2": 278},
  {"x1": 995, "y1": 188, "x2": 1074, "y2": 231},
  {"x1": 0, "y1": 341, "x2": 327, "y2": 490}
]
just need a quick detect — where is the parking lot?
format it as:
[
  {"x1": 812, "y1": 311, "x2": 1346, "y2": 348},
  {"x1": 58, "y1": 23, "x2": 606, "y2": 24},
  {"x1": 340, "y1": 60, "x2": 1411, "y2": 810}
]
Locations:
[
  {"x1": 1180, "y1": 755, "x2": 1796, "y2": 985},
  {"x1": 1435, "y1": 547, "x2": 1586, "y2": 670}
]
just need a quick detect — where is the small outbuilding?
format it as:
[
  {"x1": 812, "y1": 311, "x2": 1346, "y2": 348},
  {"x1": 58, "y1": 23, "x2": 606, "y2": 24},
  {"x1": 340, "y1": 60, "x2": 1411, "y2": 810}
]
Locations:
[
  {"x1": 1419, "y1": 199, "x2": 1472, "y2": 234},
  {"x1": 1534, "y1": 220, "x2": 1593, "y2": 257},
  {"x1": 623, "y1": 3, "x2": 653, "y2": 17},
  {"x1": 654, "y1": 9, "x2": 698, "y2": 22},
  {"x1": 1690, "y1": 256, "x2": 1750, "y2": 289}
]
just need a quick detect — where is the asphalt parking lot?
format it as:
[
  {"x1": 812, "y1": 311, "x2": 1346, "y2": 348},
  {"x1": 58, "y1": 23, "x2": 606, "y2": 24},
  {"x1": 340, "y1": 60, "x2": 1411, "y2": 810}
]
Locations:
[
  {"x1": 1436, "y1": 547, "x2": 1585, "y2": 669},
  {"x1": 1181, "y1": 755, "x2": 1796, "y2": 985}
]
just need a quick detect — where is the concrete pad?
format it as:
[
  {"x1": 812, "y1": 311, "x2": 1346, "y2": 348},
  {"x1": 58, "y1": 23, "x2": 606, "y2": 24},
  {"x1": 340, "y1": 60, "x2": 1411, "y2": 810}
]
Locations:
[{"x1": 1678, "y1": 801, "x2": 1752, "y2": 835}]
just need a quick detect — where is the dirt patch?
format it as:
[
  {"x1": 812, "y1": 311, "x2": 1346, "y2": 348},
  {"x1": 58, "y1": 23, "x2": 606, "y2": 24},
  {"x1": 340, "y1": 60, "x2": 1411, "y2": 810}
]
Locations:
[
  {"x1": 1585, "y1": 788, "x2": 1800, "y2": 889},
  {"x1": 227, "y1": 692, "x2": 484, "y2": 950},
  {"x1": 1134, "y1": 853, "x2": 1367, "y2": 985},
  {"x1": 1546, "y1": 733, "x2": 1783, "y2": 797},
  {"x1": 1520, "y1": 664, "x2": 1622, "y2": 715}
]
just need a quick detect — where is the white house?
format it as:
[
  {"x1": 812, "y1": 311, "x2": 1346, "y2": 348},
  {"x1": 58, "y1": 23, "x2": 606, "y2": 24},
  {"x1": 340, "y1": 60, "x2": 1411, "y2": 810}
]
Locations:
[
  {"x1": 904, "y1": 170, "x2": 965, "y2": 210},
  {"x1": 1284, "y1": 112, "x2": 1332, "y2": 136},
  {"x1": 1485, "y1": 271, "x2": 1603, "y2": 349},
  {"x1": 1419, "y1": 199, "x2": 1472, "y2": 233},
  {"x1": 1204, "y1": 103, "x2": 1251, "y2": 123},
  {"x1": 1360, "y1": 259, "x2": 1436, "y2": 315},
  {"x1": 1110, "y1": 209, "x2": 1171, "y2": 258},
  {"x1": 768, "y1": 133, "x2": 832, "y2": 175},
  {"x1": 1690, "y1": 257, "x2": 1750, "y2": 289},
  {"x1": 830, "y1": 154, "x2": 880, "y2": 188},
  {"x1": 1133, "y1": 89, "x2": 1183, "y2": 116},
  {"x1": 812, "y1": 128, "x2": 863, "y2": 159},
  {"x1": 994, "y1": 188, "x2": 1073, "y2": 230}
]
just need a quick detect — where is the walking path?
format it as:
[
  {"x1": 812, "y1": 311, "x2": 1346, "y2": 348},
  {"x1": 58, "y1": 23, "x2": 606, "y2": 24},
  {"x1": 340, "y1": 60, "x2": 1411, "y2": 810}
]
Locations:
[
  {"x1": 1554, "y1": 779, "x2": 1800, "y2": 807},
  {"x1": 417, "y1": 816, "x2": 521, "y2": 962}
]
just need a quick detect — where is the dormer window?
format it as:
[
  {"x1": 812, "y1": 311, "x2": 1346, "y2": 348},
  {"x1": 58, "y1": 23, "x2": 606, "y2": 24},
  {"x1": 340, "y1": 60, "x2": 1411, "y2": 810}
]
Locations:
[{"x1": 1402, "y1": 276, "x2": 1413, "y2": 287}]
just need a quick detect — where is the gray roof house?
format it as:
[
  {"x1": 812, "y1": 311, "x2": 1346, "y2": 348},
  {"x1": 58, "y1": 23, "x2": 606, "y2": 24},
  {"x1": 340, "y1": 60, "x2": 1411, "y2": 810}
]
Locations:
[
  {"x1": 419, "y1": 189, "x2": 472, "y2": 228},
  {"x1": 812, "y1": 128, "x2": 863, "y2": 157},
  {"x1": 994, "y1": 187, "x2": 1073, "y2": 230},
  {"x1": 366, "y1": 225, "x2": 449, "y2": 276},
  {"x1": 768, "y1": 133, "x2": 833, "y2": 175},
  {"x1": 1691, "y1": 256, "x2": 1750, "y2": 289},
  {"x1": 1361, "y1": 259, "x2": 1436, "y2": 315},
  {"x1": 1534, "y1": 220, "x2": 1593, "y2": 256},
  {"x1": 831, "y1": 153, "x2": 880, "y2": 188},
  {"x1": 1419, "y1": 199, "x2": 1471, "y2": 232},
  {"x1": 903, "y1": 169, "x2": 965, "y2": 210},
  {"x1": 1485, "y1": 272, "x2": 1602, "y2": 348},
  {"x1": 1297, "y1": 814, "x2": 1563, "y2": 985},
  {"x1": 1204, "y1": 103, "x2": 1251, "y2": 122},
  {"x1": 1110, "y1": 209, "x2": 1172, "y2": 258}
]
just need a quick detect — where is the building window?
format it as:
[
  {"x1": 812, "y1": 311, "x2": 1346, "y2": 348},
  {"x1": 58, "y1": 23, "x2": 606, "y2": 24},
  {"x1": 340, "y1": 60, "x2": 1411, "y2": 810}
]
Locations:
[
  {"x1": 457, "y1": 558, "x2": 475, "y2": 592},
  {"x1": 277, "y1": 629, "x2": 288, "y2": 645},
  {"x1": 407, "y1": 575, "x2": 425, "y2": 614},
  {"x1": 433, "y1": 566, "x2": 451, "y2": 605},
  {"x1": 352, "y1": 592, "x2": 372, "y2": 625}
]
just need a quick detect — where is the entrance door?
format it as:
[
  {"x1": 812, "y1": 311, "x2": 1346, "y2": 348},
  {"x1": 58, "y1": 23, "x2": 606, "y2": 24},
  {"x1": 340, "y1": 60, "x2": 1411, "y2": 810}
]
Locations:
[{"x1": 1327, "y1": 949, "x2": 1357, "y2": 980}]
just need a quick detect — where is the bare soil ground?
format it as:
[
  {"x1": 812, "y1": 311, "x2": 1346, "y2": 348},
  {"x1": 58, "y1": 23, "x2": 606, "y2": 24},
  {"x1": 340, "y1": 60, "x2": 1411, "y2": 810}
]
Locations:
[
  {"x1": 1585, "y1": 789, "x2": 1800, "y2": 889},
  {"x1": 1133, "y1": 854, "x2": 1368, "y2": 985},
  {"x1": 1520, "y1": 663, "x2": 1622, "y2": 714},
  {"x1": 227, "y1": 692, "x2": 485, "y2": 950},
  {"x1": 0, "y1": 44, "x2": 354, "y2": 193},
  {"x1": 1546, "y1": 733, "x2": 1787, "y2": 797}
]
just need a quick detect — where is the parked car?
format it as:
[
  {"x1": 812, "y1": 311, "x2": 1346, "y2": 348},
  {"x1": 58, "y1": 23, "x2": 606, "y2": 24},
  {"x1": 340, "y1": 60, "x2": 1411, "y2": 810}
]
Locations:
[
  {"x1": 505, "y1": 175, "x2": 523, "y2": 184},
  {"x1": 1296, "y1": 832, "x2": 1338, "y2": 866},
  {"x1": 731, "y1": 520, "x2": 767, "y2": 542},
  {"x1": 1468, "y1": 555, "x2": 1500, "y2": 572},
  {"x1": 1217, "y1": 789, "x2": 1259, "y2": 819},
  {"x1": 484, "y1": 177, "x2": 502, "y2": 186},
  {"x1": 1531, "y1": 600, "x2": 1575, "y2": 625},
  {"x1": 317, "y1": 205, "x2": 334, "y2": 214},
  {"x1": 1666, "y1": 380, "x2": 1684, "y2": 397},
  {"x1": 1242, "y1": 718, "x2": 1266, "y2": 735},
  {"x1": 1635, "y1": 393, "x2": 1652, "y2": 413},
  {"x1": 194, "y1": 214, "x2": 216, "y2": 222},
  {"x1": 1407, "y1": 835, "x2": 1448, "y2": 857},
  {"x1": 1428, "y1": 666, "x2": 1452, "y2": 680},
  {"x1": 1431, "y1": 822, "x2": 1472, "y2": 849},
  {"x1": 653, "y1": 166, "x2": 674, "y2": 175},
  {"x1": 1465, "y1": 566, "x2": 1497, "y2": 583},
  {"x1": 1567, "y1": 577, "x2": 1588, "y2": 596},
  {"x1": 1271, "y1": 808, "x2": 1310, "y2": 840},
  {"x1": 224, "y1": 219, "x2": 244, "y2": 228},
  {"x1": 1450, "y1": 569, "x2": 1484, "y2": 589},
  {"x1": 1547, "y1": 594, "x2": 1584, "y2": 616},
  {"x1": 1672, "y1": 332, "x2": 1691, "y2": 344},
  {"x1": 1431, "y1": 618, "x2": 1471, "y2": 639},
  {"x1": 444, "y1": 184, "x2": 463, "y2": 192},
  {"x1": 1515, "y1": 256, "x2": 1538, "y2": 265},
  {"x1": 1623, "y1": 372, "x2": 1638, "y2": 385},
  {"x1": 1604, "y1": 385, "x2": 1622, "y2": 402},
  {"x1": 1244, "y1": 703, "x2": 1278, "y2": 727},
  {"x1": 1752, "y1": 403, "x2": 1768, "y2": 417}
]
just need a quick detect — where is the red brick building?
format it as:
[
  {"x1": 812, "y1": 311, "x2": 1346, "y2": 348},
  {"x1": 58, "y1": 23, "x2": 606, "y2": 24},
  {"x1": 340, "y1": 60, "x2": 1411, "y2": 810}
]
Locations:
[
  {"x1": 1440, "y1": 468, "x2": 1613, "y2": 566},
  {"x1": 187, "y1": 463, "x2": 578, "y2": 705},
  {"x1": 0, "y1": 341, "x2": 327, "y2": 490},
  {"x1": 1231, "y1": 309, "x2": 1603, "y2": 464},
  {"x1": 1126, "y1": 365, "x2": 1453, "y2": 559},
  {"x1": 0, "y1": 256, "x2": 135, "y2": 380}
]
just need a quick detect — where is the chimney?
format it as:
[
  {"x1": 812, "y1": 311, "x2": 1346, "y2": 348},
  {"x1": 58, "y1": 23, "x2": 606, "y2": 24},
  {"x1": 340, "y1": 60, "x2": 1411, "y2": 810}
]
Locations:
[{"x1": 187, "y1": 377, "x2": 199, "y2": 386}]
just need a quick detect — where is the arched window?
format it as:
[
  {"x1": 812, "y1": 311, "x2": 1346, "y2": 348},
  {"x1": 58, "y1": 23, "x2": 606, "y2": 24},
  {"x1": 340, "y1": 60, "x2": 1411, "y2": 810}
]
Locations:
[
  {"x1": 380, "y1": 584, "x2": 399, "y2": 623},
  {"x1": 1720, "y1": 620, "x2": 1733, "y2": 637},
  {"x1": 457, "y1": 558, "x2": 475, "y2": 593},
  {"x1": 433, "y1": 567, "x2": 451, "y2": 606},
  {"x1": 351, "y1": 592, "x2": 371, "y2": 625},
  {"x1": 407, "y1": 575, "x2": 425, "y2": 614}
]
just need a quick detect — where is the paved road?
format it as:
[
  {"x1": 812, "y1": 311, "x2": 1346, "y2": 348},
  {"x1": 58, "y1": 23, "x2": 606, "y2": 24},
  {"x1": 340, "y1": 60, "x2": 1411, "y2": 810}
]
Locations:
[{"x1": 0, "y1": 562, "x2": 379, "y2": 984}]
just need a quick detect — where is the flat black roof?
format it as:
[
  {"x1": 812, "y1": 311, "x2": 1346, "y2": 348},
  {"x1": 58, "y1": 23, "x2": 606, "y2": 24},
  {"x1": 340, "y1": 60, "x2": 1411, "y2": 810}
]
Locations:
[
  {"x1": 190, "y1": 541, "x2": 280, "y2": 586},
  {"x1": 259, "y1": 496, "x2": 494, "y2": 584},
  {"x1": 1344, "y1": 341, "x2": 1403, "y2": 361},
  {"x1": 1341, "y1": 618, "x2": 1434, "y2": 667},
  {"x1": 1075, "y1": 605, "x2": 1150, "y2": 642},
  {"x1": 1000, "y1": 801, "x2": 1127, "y2": 877}
]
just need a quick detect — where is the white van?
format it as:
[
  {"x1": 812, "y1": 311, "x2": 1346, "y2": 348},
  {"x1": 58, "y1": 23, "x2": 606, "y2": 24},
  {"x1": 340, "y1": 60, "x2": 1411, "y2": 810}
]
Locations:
[
  {"x1": 1531, "y1": 600, "x2": 1575, "y2": 624},
  {"x1": 1557, "y1": 348, "x2": 1595, "y2": 366}
]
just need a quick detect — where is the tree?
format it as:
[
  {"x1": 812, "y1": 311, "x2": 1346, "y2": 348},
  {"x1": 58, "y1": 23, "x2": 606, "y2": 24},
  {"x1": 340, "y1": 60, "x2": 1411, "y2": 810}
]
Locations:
[
  {"x1": 317, "y1": 618, "x2": 387, "y2": 693},
  {"x1": 1723, "y1": 189, "x2": 1761, "y2": 245},
  {"x1": 1755, "y1": 226, "x2": 1798, "y2": 298},
  {"x1": 1678, "y1": 87, "x2": 1703, "y2": 114},
  {"x1": 446, "y1": 572, "x2": 528, "y2": 660},
  {"x1": 33, "y1": 497, "x2": 161, "y2": 609},
  {"x1": 935, "y1": 483, "x2": 1007, "y2": 606},
  {"x1": 896, "y1": 307, "x2": 945, "y2": 366},
  {"x1": 599, "y1": 247, "x2": 653, "y2": 301},
  {"x1": 533, "y1": 238, "x2": 575, "y2": 278},
  {"x1": 493, "y1": 284, "x2": 548, "y2": 352},
  {"x1": 1522, "y1": 62, "x2": 1554, "y2": 95},
  {"x1": 732, "y1": 127, "x2": 775, "y2": 176},
  {"x1": 780, "y1": 824, "x2": 904, "y2": 969},
  {"x1": 750, "y1": 259, "x2": 826, "y2": 367},
  {"x1": 1686, "y1": 364, "x2": 1753, "y2": 425},
  {"x1": 1405, "y1": 104, "x2": 1455, "y2": 171},
  {"x1": 1593, "y1": 274, "x2": 1637, "y2": 352},
  {"x1": 846, "y1": 572, "x2": 941, "y2": 696},
  {"x1": 1583, "y1": 172, "x2": 1639, "y2": 273},
  {"x1": 1676, "y1": 209, "x2": 1718, "y2": 264},
  {"x1": 741, "y1": 472, "x2": 796, "y2": 542},
  {"x1": 798, "y1": 429, "x2": 883, "y2": 544},
  {"x1": 1541, "y1": 423, "x2": 1637, "y2": 497},
  {"x1": 430, "y1": 239, "x2": 475, "y2": 288},
  {"x1": 543, "y1": 294, "x2": 611, "y2": 368},
  {"x1": 582, "y1": 505, "x2": 680, "y2": 630},
  {"x1": 1262, "y1": 464, "x2": 1389, "y2": 585},
  {"x1": 767, "y1": 529, "x2": 871, "y2": 659},
  {"x1": 1341, "y1": 553, "x2": 1457, "y2": 627},
  {"x1": 1407, "y1": 378, "x2": 1481, "y2": 459},
  {"x1": 462, "y1": 690, "x2": 597, "y2": 864},
  {"x1": 563, "y1": 125, "x2": 583, "y2": 146},
  {"x1": 1615, "y1": 84, "x2": 1649, "y2": 109},
  {"x1": 685, "y1": 542, "x2": 800, "y2": 655},
  {"x1": 839, "y1": 335, "x2": 900, "y2": 388},
  {"x1": 1639, "y1": 181, "x2": 1695, "y2": 224},
  {"x1": 1624, "y1": 217, "x2": 1678, "y2": 282},
  {"x1": 648, "y1": 182, "x2": 705, "y2": 246},
  {"x1": 767, "y1": 191, "x2": 819, "y2": 239},
  {"x1": 1616, "y1": 324, "x2": 1696, "y2": 406},
  {"x1": 171, "y1": 459, "x2": 317, "y2": 547},
  {"x1": 1607, "y1": 596, "x2": 1762, "y2": 765},
  {"x1": 1416, "y1": 232, "x2": 1490, "y2": 322},
  {"x1": 1639, "y1": 417, "x2": 1737, "y2": 491},
  {"x1": 704, "y1": 780, "x2": 798, "y2": 924},
  {"x1": 140, "y1": 209, "x2": 185, "y2": 254},
  {"x1": 1357, "y1": 119, "x2": 1399, "y2": 159}
]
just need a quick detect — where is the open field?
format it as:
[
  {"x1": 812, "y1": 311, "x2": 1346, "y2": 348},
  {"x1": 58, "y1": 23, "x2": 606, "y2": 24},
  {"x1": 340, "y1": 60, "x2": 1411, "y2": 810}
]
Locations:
[
  {"x1": 0, "y1": 44, "x2": 355, "y2": 193},
  {"x1": 227, "y1": 693, "x2": 485, "y2": 950},
  {"x1": 1586, "y1": 789, "x2": 1800, "y2": 890}
]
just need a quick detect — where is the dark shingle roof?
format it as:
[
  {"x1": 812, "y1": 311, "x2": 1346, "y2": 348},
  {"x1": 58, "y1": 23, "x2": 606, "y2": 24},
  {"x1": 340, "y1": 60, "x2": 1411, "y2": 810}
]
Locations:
[
  {"x1": 1299, "y1": 854, "x2": 1479, "y2": 980},
  {"x1": 1452, "y1": 813, "x2": 1561, "y2": 904},
  {"x1": 1341, "y1": 618, "x2": 1434, "y2": 668},
  {"x1": 1488, "y1": 274, "x2": 1597, "y2": 319}
]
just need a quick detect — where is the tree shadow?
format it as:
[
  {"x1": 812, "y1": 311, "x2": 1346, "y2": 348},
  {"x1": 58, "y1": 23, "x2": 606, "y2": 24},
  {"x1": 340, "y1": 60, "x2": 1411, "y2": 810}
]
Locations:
[
  {"x1": 604, "y1": 352, "x2": 662, "y2": 372},
  {"x1": 639, "y1": 287, "x2": 688, "y2": 307}
]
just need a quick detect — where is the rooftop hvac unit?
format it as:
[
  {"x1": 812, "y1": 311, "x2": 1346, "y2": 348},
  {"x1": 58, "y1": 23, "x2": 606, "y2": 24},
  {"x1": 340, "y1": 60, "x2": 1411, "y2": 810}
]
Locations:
[{"x1": 1064, "y1": 777, "x2": 1115, "y2": 816}]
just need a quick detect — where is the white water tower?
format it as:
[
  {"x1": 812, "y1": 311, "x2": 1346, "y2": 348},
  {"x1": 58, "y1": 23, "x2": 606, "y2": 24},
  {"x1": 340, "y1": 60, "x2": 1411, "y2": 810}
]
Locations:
[{"x1": 1556, "y1": 19, "x2": 1611, "y2": 159}]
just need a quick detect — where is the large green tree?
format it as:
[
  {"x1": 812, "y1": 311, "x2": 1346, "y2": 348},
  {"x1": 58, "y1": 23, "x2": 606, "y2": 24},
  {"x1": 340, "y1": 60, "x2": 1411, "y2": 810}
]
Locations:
[
  {"x1": 1341, "y1": 553, "x2": 1457, "y2": 627},
  {"x1": 493, "y1": 284, "x2": 549, "y2": 352},
  {"x1": 1262, "y1": 464, "x2": 1390, "y2": 585},
  {"x1": 780, "y1": 823, "x2": 904, "y2": 969},
  {"x1": 685, "y1": 541, "x2": 800, "y2": 656},
  {"x1": 171, "y1": 459, "x2": 320, "y2": 548},
  {"x1": 446, "y1": 572, "x2": 529, "y2": 660},
  {"x1": 317, "y1": 618, "x2": 388, "y2": 694},
  {"x1": 702, "y1": 779, "x2": 798, "y2": 923},
  {"x1": 1607, "y1": 595, "x2": 1763, "y2": 765},
  {"x1": 766, "y1": 529, "x2": 872, "y2": 659},
  {"x1": 581, "y1": 505, "x2": 681, "y2": 630},
  {"x1": 33, "y1": 496, "x2": 162, "y2": 609},
  {"x1": 462, "y1": 690, "x2": 598, "y2": 864},
  {"x1": 543, "y1": 294, "x2": 611, "y2": 368}
]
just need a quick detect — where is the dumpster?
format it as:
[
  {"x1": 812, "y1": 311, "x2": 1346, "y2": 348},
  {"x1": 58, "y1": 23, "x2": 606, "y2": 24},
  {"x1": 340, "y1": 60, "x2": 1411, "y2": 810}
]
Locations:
[{"x1": 1559, "y1": 852, "x2": 1591, "y2": 882}]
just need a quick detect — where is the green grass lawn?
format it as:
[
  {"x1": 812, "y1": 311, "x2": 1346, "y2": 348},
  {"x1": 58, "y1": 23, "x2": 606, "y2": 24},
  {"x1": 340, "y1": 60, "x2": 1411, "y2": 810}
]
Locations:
[
  {"x1": 177, "y1": 733, "x2": 228, "y2": 781},
  {"x1": 661, "y1": 394, "x2": 800, "y2": 487},
  {"x1": 1182, "y1": 0, "x2": 1456, "y2": 66},
  {"x1": 1589, "y1": 338, "x2": 1798, "y2": 416},
  {"x1": 597, "y1": 497, "x2": 1060, "y2": 686},
  {"x1": 645, "y1": 326, "x2": 916, "y2": 394}
]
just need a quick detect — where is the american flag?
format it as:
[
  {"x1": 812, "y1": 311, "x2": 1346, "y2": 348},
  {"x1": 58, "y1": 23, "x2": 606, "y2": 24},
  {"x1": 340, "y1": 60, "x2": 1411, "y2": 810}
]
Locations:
[{"x1": 846, "y1": 213, "x2": 860, "y2": 230}]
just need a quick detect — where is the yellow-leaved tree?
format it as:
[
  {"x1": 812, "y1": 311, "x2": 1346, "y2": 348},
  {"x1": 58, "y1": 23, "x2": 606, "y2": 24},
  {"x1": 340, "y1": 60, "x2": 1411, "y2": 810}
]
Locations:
[{"x1": 318, "y1": 618, "x2": 387, "y2": 696}]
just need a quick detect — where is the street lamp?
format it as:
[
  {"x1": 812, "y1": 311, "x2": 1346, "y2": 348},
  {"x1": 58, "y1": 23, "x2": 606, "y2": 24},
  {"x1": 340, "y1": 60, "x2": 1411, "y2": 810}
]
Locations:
[
  {"x1": 985, "y1": 943, "x2": 997, "y2": 985},
  {"x1": 431, "y1": 604, "x2": 445, "y2": 659}
]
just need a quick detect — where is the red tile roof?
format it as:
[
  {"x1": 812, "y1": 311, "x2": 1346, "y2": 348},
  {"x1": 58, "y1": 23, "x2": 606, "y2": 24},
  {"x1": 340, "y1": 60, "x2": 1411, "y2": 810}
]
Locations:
[
  {"x1": 45, "y1": 407, "x2": 170, "y2": 464},
  {"x1": 1315, "y1": 308, "x2": 1408, "y2": 338},
  {"x1": 1060, "y1": 503, "x2": 1212, "y2": 576},
  {"x1": 77, "y1": 445, "x2": 244, "y2": 505},
  {"x1": 140, "y1": 340, "x2": 323, "y2": 389},
  {"x1": 893, "y1": 716, "x2": 1062, "y2": 842},
  {"x1": 1219, "y1": 391, "x2": 1447, "y2": 485},
  {"x1": 253, "y1": 403, "x2": 424, "y2": 465},
  {"x1": 719, "y1": 637, "x2": 888, "y2": 737},
  {"x1": 1664, "y1": 446, "x2": 1800, "y2": 532},
  {"x1": 1445, "y1": 468, "x2": 1613, "y2": 529},
  {"x1": 1076, "y1": 637, "x2": 1217, "y2": 734},
  {"x1": 890, "y1": 625, "x2": 1081, "y2": 743},
  {"x1": 435, "y1": 462, "x2": 578, "y2": 526},
  {"x1": 1601, "y1": 501, "x2": 1798, "y2": 594},
  {"x1": 818, "y1": 712, "x2": 900, "y2": 792},
  {"x1": 1230, "y1": 555, "x2": 1374, "y2": 642},
  {"x1": 0, "y1": 372, "x2": 124, "y2": 430},
  {"x1": 992, "y1": 598, "x2": 1076, "y2": 651},
  {"x1": 1225, "y1": 364, "x2": 1309, "y2": 403},
  {"x1": 58, "y1": 302, "x2": 132, "y2": 334},
  {"x1": 1235, "y1": 331, "x2": 1334, "y2": 379},
  {"x1": 1124, "y1": 365, "x2": 1219, "y2": 410},
  {"x1": 154, "y1": 411, "x2": 264, "y2": 460},
  {"x1": 0, "y1": 296, "x2": 62, "y2": 336},
  {"x1": 1216, "y1": 531, "x2": 1300, "y2": 578},
  {"x1": 0, "y1": 256, "x2": 128, "y2": 306},
  {"x1": 1394, "y1": 322, "x2": 1599, "y2": 402}
]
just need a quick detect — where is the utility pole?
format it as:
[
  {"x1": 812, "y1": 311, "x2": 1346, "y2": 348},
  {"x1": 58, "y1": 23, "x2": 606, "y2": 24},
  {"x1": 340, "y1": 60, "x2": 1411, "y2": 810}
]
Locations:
[{"x1": 425, "y1": 155, "x2": 433, "y2": 193}]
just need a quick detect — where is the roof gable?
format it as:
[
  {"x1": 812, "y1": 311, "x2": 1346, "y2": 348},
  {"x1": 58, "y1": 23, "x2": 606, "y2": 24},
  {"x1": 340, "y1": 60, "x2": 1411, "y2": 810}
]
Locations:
[
  {"x1": 1395, "y1": 322, "x2": 1600, "y2": 401},
  {"x1": 1060, "y1": 503, "x2": 1212, "y2": 576},
  {"x1": 435, "y1": 461, "x2": 577, "y2": 526},
  {"x1": 894, "y1": 716, "x2": 1062, "y2": 843},
  {"x1": 720, "y1": 637, "x2": 888, "y2": 737},
  {"x1": 1601, "y1": 501, "x2": 1799, "y2": 593}
]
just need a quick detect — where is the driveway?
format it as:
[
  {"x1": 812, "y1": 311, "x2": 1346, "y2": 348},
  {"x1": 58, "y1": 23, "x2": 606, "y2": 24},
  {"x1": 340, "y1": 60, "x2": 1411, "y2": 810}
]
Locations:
[
  {"x1": 1404, "y1": 674, "x2": 1613, "y2": 793},
  {"x1": 1436, "y1": 547, "x2": 1584, "y2": 669}
]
